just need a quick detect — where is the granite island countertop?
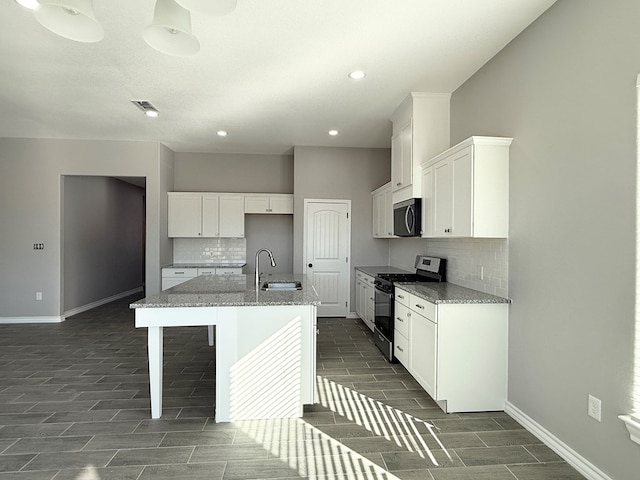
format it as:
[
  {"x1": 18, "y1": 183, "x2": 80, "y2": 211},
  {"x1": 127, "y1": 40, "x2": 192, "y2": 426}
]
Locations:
[
  {"x1": 395, "y1": 282, "x2": 511, "y2": 304},
  {"x1": 131, "y1": 273, "x2": 320, "y2": 308}
]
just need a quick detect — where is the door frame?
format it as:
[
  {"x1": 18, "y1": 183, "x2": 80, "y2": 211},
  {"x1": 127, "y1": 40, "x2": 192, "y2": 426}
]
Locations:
[{"x1": 302, "y1": 199, "x2": 352, "y2": 316}]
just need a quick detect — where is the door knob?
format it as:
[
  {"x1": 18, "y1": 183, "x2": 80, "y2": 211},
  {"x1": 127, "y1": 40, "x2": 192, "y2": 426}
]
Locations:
[{"x1": 308, "y1": 263, "x2": 313, "y2": 268}]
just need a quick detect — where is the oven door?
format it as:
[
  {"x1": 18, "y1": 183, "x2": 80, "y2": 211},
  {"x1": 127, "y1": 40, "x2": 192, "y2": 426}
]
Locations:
[{"x1": 374, "y1": 287, "x2": 393, "y2": 340}]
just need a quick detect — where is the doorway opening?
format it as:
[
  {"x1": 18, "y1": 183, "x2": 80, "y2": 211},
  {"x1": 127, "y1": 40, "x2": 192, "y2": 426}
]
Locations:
[{"x1": 61, "y1": 175, "x2": 146, "y2": 318}]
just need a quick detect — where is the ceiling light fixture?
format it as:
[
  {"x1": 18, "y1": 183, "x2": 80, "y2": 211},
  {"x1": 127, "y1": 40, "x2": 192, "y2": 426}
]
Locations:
[
  {"x1": 131, "y1": 100, "x2": 160, "y2": 118},
  {"x1": 14, "y1": 0, "x2": 40, "y2": 10},
  {"x1": 328, "y1": 129, "x2": 339, "y2": 136},
  {"x1": 217, "y1": 130, "x2": 228, "y2": 137},
  {"x1": 176, "y1": 0, "x2": 237, "y2": 16},
  {"x1": 143, "y1": 0, "x2": 200, "y2": 56},
  {"x1": 348, "y1": 70, "x2": 366, "y2": 80},
  {"x1": 19, "y1": 0, "x2": 239, "y2": 56},
  {"x1": 34, "y1": 0, "x2": 104, "y2": 43}
]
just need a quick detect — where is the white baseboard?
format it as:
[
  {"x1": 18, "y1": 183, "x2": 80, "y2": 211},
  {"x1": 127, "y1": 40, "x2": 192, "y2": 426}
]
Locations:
[
  {"x1": 0, "y1": 287, "x2": 143, "y2": 324},
  {"x1": 0, "y1": 316, "x2": 63, "y2": 324},
  {"x1": 63, "y1": 287, "x2": 144, "y2": 319},
  {"x1": 505, "y1": 401, "x2": 613, "y2": 480},
  {"x1": 346, "y1": 312, "x2": 359, "y2": 319}
]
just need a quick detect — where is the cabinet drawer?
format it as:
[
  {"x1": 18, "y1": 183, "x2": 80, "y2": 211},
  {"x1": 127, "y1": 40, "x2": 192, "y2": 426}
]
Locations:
[
  {"x1": 363, "y1": 274, "x2": 375, "y2": 286},
  {"x1": 394, "y1": 330, "x2": 409, "y2": 366},
  {"x1": 216, "y1": 267, "x2": 242, "y2": 275},
  {"x1": 410, "y1": 294, "x2": 436, "y2": 321},
  {"x1": 395, "y1": 288, "x2": 410, "y2": 307},
  {"x1": 197, "y1": 268, "x2": 216, "y2": 275},
  {"x1": 394, "y1": 302, "x2": 410, "y2": 337},
  {"x1": 356, "y1": 271, "x2": 364, "y2": 281},
  {"x1": 162, "y1": 268, "x2": 198, "y2": 278}
]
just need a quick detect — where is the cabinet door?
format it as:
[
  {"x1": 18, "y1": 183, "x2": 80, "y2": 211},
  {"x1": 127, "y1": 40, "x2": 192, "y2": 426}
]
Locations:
[
  {"x1": 421, "y1": 165, "x2": 435, "y2": 237},
  {"x1": 433, "y1": 159, "x2": 452, "y2": 236},
  {"x1": 372, "y1": 192, "x2": 383, "y2": 237},
  {"x1": 168, "y1": 194, "x2": 202, "y2": 237},
  {"x1": 354, "y1": 279, "x2": 364, "y2": 319},
  {"x1": 410, "y1": 311, "x2": 437, "y2": 399},
  {"x1": 269, "y1": 195, "x2": 294, "y2": 214},
  {"x1": 391, "y1": 132, "x2": 402, "y2": 191},
  {"x1": 219, "y1": 195, "x2": 245, "y2": 237},
  {"x1": 400, "y1": 120, "x2": 413, "y2": 189},
  {"x1": 383, "y1": 188, "x2": 394, "y2": 237},
  {"x1": 244, "y1": 195, "x2": 270, "y2": 213},
  {"x1": 450, "y1": 146, "x2": 473, "y2": 237},
  {"x1": 201, "y1": 194, "x2": 220, "y2": 237}
]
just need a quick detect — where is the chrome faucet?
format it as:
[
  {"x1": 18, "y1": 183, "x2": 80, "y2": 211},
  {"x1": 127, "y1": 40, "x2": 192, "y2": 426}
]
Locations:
[{"x1": 255, "y1": 248, "x2": 277, "y2": 285}]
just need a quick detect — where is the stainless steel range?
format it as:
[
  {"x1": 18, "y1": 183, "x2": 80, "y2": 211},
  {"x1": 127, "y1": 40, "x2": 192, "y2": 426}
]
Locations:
[{"x1": 373, "y1": 255, "x2": 446, "y2": 362}]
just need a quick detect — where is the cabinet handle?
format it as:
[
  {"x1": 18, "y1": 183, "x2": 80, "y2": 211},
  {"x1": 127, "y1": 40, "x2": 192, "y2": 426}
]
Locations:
[
  {"x1": 396, "y1": 182, "x2": 402, "y2": 186},
  {"x1": 396, "y1": 346, "x2": 404, "y2": 352},
  {"x1": 370, "y1": 297, "x2": 374, "y2": 301},
  {"x1": 396, "y1": 317, "x2": 403, "y2": 322},
  {"x1": 175, "y1": 271, "x2": 185, "y2": 274},
  {"x1": 415, "y1": 304, "x2": 425, "y2": 309},
  {"x1": 397, "y1": 294, "x2": 405, "y2": 299}
]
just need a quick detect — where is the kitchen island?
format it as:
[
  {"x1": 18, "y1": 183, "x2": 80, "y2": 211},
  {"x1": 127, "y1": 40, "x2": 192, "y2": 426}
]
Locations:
[{"x1": 130, "y1": 274, "x2": 320, "y2": 422}]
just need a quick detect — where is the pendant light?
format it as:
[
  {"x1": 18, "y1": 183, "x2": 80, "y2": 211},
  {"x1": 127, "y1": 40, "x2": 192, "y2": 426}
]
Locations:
[
  {"x1": 34, "y1": 0, "x2": 104, "y2": 43},
  {"x1": 175, "y1": 0, "x2": 237, "y2": 16},
  {"x1": 143, "y1": 0, "x2": 200, "y2": 56}
]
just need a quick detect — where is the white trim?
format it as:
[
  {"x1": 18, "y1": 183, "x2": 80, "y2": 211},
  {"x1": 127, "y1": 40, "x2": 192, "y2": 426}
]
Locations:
[
  {"x1": 63, "y1": 287, "x2": 144, "y2": 319},
  {"x1": 506, "y1": 402, "x2": 614, "y2": 480},
  {"x1": 619, "y1": 414, "x2": 640, "y2": 445},
  {"x1": 0, "y1": 316, "x2": 63, "y2": 324},
  {"x1": 346, "y1": 312, "x2": 360, "y2": 319}
]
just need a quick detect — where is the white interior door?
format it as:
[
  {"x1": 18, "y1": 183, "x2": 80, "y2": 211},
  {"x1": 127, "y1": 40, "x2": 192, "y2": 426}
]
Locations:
[{"x1": 304, "y1": 200, "x2": 351, "y2": 317}]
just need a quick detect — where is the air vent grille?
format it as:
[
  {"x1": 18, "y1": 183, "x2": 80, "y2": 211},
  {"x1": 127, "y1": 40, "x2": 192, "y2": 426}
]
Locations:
[{"x1": 131, "y1": 100, "x2": 159, "y2": 115}]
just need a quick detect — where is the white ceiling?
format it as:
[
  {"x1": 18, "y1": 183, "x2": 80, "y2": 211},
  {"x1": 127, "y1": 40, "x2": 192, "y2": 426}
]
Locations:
[{"x1": 1, "y1": 0, "x2": 557, "y2": 155}]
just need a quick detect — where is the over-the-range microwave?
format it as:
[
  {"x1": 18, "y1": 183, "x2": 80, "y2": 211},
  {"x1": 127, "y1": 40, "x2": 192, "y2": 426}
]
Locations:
[{"x1": 393, "y1": 198, "x2": 421, "y2": 237}]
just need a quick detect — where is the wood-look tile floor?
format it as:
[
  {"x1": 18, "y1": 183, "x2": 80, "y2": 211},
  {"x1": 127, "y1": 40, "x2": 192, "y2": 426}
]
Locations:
[{"x1": 0, "y1": 295, "x2": 586, "y2": 480}]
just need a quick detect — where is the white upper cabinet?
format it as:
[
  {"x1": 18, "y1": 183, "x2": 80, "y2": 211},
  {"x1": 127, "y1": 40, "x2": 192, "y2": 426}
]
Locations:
[
  {"x1": 421, "y1": 136, "x2": 512, "y2": 238},
  {"x1": 390, "y1": 93, "x2": 450, "y2": 205},
  {"x1": 244, "y1": 194, "x2": 293, "y2": 214},
  {"x1": 372, "y1": 182, "x2": 394, "y2": 238},
  {"x1": 167, "y1": 193, "x2": 203, "y2": 237},
  {"x1": 168, "y1": 193, "x2": 245, "y2": 238}
]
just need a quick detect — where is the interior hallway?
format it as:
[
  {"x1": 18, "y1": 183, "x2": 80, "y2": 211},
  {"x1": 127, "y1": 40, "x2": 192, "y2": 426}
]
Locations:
[{"x1": 0, "y1": 296, "x2": 585, "y2": 479}]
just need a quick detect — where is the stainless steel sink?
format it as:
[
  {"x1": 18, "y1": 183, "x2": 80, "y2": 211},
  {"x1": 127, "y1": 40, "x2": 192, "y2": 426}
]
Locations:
[{"x1": 261, "y1": 280, "x2": 303, "y2": 291}]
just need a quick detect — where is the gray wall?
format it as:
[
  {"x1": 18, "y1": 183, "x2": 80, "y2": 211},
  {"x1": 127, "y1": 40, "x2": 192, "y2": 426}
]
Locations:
[
  {"x1": 449, "y1": 0, "x2": 638, "y2": 478},
  {"x1": 293, "y1": 146, "x2": 391, "y2": 312},
  {"x1": 63, "y1": 176, "x2": 144, "y2": 312},
  {"x1": 174, "y1": 152, "x2": 293, "y2": 193},
  {"x1": 0, "y1": 138, "x2": 171, "y2": 319}
]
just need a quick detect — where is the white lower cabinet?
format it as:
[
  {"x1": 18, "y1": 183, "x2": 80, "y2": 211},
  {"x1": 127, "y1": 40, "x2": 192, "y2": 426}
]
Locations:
[
  {"x1": 162, "y1": 267, "x2": 244, "y2": 291},
  {"x1": 355, "y1": 270, "x2": 375, "y2": 332},
  {"x1": 395, "y1": 287, "x2": 508, "y2": 413},
  {"x1": 161, "y1": 268, "x2": 198, "y2": 290}
]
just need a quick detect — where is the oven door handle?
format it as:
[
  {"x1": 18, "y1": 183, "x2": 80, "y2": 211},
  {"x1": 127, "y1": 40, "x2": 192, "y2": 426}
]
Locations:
[{"x1": 374, "y1": 287, "x2": 393, "y2": 299}]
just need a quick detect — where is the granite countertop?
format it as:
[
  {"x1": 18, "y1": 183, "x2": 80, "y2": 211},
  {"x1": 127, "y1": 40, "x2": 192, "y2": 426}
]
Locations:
[
  {"x1": 355, "y1": 265, "x2": 412, "y2": 276},
  {"x1": 131, "y1": 273, "x2": 320, "y2": 308},
  {"x1": 164, "y1": 263, "x2": 246, "y2": 269},
  {"x1": 395, "y1": 282, "x2": 511, "y2": 305}
]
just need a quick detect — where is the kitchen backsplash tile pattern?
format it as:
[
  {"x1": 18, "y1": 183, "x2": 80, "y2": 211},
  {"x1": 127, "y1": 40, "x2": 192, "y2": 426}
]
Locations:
[
  {"x1": 173, "y1": 238, "x2": 246, "y2": 264},
  {"x1": 389, "y1": 238, "x2": 508, "y2": 298}
]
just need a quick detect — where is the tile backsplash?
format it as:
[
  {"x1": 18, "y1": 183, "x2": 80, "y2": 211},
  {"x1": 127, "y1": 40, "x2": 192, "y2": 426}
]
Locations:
[
  {"x1": 173, "y1": 238, "x2": 246, "y2": 264},
  {"x1": 389, "y1": 237, "x2": 509, "y2": 298}
]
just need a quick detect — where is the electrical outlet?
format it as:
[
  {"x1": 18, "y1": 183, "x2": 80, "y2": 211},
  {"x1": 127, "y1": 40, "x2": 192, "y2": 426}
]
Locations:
[
  {"x1": 588, "y1": 394, "x2": 602, "y2": 422},
  {"x1": 35, "y1": 292, "x2": 42, "y2": 301}
]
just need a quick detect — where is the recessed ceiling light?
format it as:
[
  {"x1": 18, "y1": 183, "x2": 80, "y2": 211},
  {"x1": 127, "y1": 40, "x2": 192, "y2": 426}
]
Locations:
[
  {"x1": 14, "y1": 0, "x2": 39, "y2": 10},
  {"x1": 217, "y1": 130, "x2": 228, "y2": 137},
  {"x1": 348, "y1": 70, "x2": 366, "y2": 80},
  {"x1": 328, "y1": 129, "x2": 339, "y2": 136},
  {"x1": 145, "y1": 110, "x2": 159, "y2": 118}
]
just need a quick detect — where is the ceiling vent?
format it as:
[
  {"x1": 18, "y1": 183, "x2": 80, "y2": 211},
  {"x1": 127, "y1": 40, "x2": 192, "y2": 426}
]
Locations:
[{"x1": 131, "y1": 100, "x2": 159, "y2": 117}]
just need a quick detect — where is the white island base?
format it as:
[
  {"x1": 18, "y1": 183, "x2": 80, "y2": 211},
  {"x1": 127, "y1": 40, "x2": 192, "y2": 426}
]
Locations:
[{"x1": 135, "y1": 304, "x2": 317, "y2": 422}]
